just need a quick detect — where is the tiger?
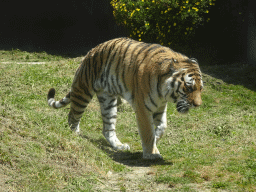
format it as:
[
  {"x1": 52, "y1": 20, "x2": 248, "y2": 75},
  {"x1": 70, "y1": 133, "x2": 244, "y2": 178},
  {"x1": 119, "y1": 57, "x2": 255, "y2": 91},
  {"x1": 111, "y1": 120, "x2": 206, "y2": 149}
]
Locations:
[{"x1": 47, "y1": 37, "x2": 203, "y2": 160}]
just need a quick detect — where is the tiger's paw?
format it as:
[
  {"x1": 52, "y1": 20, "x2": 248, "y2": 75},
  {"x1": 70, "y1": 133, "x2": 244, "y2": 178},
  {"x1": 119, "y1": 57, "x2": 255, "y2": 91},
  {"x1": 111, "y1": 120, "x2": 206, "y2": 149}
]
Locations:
[
  {"x1": 113, "y1": 143, "x2": 130, "y2": 151},
  {"x1": 143, "y1": 153, "x2": 163, "y2": 160}
]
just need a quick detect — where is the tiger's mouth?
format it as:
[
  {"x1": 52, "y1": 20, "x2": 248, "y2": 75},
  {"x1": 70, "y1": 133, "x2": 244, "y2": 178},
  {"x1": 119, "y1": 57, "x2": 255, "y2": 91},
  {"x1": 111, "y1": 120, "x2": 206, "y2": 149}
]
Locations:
[{"x1": 176, "y1": 99, "x2": 191, "y2": 113}]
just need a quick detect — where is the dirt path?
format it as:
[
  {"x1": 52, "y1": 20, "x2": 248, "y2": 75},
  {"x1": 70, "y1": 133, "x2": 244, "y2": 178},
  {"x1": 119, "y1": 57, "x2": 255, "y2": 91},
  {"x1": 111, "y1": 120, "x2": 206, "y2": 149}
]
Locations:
[{"x1": 94, "y1": 165, "x2": 171, "y2": 192}]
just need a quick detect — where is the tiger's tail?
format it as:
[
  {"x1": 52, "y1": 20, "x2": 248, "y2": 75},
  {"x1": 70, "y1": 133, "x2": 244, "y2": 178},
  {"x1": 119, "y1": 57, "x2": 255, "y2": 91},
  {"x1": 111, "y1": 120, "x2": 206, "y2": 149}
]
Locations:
[{"x1": 47, "y1": 88, "x2": 71, "y2": 109}]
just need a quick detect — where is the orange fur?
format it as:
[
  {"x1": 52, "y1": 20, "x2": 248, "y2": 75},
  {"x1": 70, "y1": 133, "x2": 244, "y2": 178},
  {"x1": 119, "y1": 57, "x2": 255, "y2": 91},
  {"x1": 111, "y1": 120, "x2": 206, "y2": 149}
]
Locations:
[{"x1": 47, "y1": 38, "x2": 203, "y2": 159}]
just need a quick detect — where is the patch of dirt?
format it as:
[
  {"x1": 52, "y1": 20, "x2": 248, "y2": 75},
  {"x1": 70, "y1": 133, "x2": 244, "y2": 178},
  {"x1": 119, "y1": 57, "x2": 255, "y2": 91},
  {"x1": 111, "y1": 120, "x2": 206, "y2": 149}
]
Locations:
[
  {"x1": 94, "y1": 165, "x2": 172, "y2": 192},
  {"x1": 82, "y1": 133, "x2": 174, "y2": 191}
]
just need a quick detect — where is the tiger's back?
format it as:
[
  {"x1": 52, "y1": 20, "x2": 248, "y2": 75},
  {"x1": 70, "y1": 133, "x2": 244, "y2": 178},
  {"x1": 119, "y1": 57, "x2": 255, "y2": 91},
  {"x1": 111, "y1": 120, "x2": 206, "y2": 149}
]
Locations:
[
  {"x1": 74, "y1": 38, "x2": 192, "y2": 105},
  {"x1": 47, "y1": 37, "x2": 203, "y2": 159}
]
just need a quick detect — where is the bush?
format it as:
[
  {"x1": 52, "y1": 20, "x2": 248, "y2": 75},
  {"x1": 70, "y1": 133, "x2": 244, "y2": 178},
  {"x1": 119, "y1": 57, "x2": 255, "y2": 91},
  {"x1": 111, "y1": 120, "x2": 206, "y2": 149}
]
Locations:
[{"x1": 110, "y1": 0, "x2": 215, "y2": 45}]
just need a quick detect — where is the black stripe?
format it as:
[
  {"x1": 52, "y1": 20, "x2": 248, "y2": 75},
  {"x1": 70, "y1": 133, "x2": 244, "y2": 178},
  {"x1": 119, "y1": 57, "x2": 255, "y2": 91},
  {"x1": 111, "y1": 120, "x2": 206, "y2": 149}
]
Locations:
[
  {"x1": 145, "y1": 44, "x2": 161, "y2": 55},
  {"x1": 121, "y1": 41, "x2": 133, "y2": 92},
  {"x1": 73, "y1": 86, "x2": 82, "y2": 94},
  {"x1": 157, "y1": 58, "x2": 172, "y2": 65},
  {"x1": 157, "y1": 68, "x2": 173, "y2": 94},
  {"x1": 71, "y1": 99, "x2": 87, "y2": 108},
  {"x1": 136, "y1": 44, "x2": 159, "y2": 66},
  {"x1": 144, "y1": 103, "x2": 152, "y2": 112},
  {"x1": 111, "y1": 76, "x2": 119, "y2": 94},
  {"x1": 108, "y1": 98, "x2": 116, "y2": 106},
  {"x1": 121, "y1": 40, "x2": 133, "y2": 61},
  {"x1": 104, "y1": 40, "x2": 119, "y2": 67},
  {"x1": 154, "y1": 120, "x2": 162, "y2": 125},
  {"x1": 149, "y1": 49, "x2": 166, "y2": 60},
  {"x1": 118, "y1": 84, "x2": 123, "y2": 94},
  {"x1": 153, "y1": 112, "x2": 163, "y2": 119},
  {"x1": 101, "y1": 113, "x2": 117, "y2": 119},
  {"x1": 103, "y1": 121, "x2": 114, "y2": 125},
  {"x1": 98, "y1": 43, "x2": 109, "y2": 89},
  {"x1": 129, "y1": 42, "x2": 145, "y2": 68},
  {"x1": 72, "y1": 108, "x2": 84, "y2": 115},
  {"x1": 149, "y1": 94, "x2": 157, "y2": 108},
  {"x1": 105, "y1": 42, "x2": 120, "y2": 90},
  {"x1": 84, "y1": 60, "x2": 90, "y2": 86},
  {"x1": 133, "y1": 44, "x2": 151, "y2": 68},
  {"x1": 160, "y1": 71, "x2": 173, "y2": 79},
  {"x1": 66, "y1": 92, "x2": 71, "y2": 98},
  {"x1": 176, "y1": 81, "x2": 181, "y2": 93},
  {"x1": 135, "y1": 43, "x2": 151, "y2": 60},
  {"x1": 99, "y1": 44, "x2": 106, "y2": 68},
  {"x1": 115, "y1": 39, "x2": 130, "y2": 94},
  {"x1": 75, "y1": 83, "x2": 93, "y2": 100},
  {"x1": 84, "y1": 89, "x2": 93, "y2": 99},
  {"x1": 71, "y1": 92, "x2": 89, "y2": 104},
  {"x1": 85, "y1": 51, "x2": 94, "y2": 83},
  {"x1": 92, "y1": 50, "x2": 100, "y2": 81},
  {"x1": 157, "y1": 76, "x2": 162, "y2": 98},
  {"x1": 104, "y1": 104, "x2": 117, "y2": 111},
  {"x1": 97, "y1": 96, "x2": 106, "y2": 103},
  {"x1": 171, "y1": 77, "x2": 176, "y2": 88},
  {"x1": 164, "y1": 89, "x2": 170, "y2": 99},
  {"x1": 52, "y1": 102, "x2": 58, "y2": 109},
  {"x1": 178, "y1": 91, "x2": 187, "y2": 97},
  {"x1": 59, "y1": 99, "x2": 67, "y2": 105},
  {"x1": 171, "y1": 92, "x2": 177, "y2": 102},
  {"x1": 100, "y1": 72, "x2": 106, "y2": 89}
]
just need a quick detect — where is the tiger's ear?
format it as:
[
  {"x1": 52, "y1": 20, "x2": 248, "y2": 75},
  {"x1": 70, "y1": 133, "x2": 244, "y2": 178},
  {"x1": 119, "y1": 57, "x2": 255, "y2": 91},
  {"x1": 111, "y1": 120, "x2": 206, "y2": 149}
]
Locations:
[{"x1": 190, "y1": 58, "x2": 198, "y2": 64}]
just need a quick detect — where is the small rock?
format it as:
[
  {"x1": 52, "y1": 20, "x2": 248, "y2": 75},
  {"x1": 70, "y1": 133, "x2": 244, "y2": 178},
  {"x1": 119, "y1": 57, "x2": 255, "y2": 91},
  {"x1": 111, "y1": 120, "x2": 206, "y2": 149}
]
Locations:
[{"x1": 106, "y1": 171, "x2": 112, "y2": 178}]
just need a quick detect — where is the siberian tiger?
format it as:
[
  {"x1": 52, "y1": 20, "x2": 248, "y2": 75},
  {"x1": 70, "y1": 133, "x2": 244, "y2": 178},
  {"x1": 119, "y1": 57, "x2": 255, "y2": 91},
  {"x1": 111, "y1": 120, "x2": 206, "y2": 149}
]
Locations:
[{"x1": 47, "y1": 37, "x2": 203, "y2": 160}]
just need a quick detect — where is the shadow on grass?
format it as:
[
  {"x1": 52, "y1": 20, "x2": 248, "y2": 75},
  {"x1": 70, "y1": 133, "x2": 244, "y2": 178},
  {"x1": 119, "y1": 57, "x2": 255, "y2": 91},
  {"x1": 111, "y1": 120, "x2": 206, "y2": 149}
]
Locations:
[{"x1": 81, "y1": 134, "x2": 173, "y2": 167}]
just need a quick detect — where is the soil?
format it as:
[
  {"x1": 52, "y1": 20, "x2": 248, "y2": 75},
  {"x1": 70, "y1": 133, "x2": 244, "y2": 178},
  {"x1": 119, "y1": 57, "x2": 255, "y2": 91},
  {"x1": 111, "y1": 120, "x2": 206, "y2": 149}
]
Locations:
[
  {"x1": 94, "y1": 165, "x2": 172, "y2": 192},
  {"x1": 92, "y1": 149, "x2": 173, "y2": 192}
]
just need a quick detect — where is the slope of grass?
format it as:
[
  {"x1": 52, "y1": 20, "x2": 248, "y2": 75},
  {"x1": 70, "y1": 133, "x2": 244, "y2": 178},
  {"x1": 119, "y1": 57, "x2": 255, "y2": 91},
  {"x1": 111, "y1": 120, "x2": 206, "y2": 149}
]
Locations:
[{"x1": 1, "y1": 49, "x2": 256, "y2": 191}]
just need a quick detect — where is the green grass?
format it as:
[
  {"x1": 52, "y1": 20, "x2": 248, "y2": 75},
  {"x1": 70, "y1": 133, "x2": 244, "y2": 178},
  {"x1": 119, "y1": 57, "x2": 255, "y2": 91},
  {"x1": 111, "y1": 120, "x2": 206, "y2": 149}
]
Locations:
[
  {"x1": 0, "y1": 48, "x2": 64, "y2": 62},
  {"x1": 1, "y1": 49, "x2": 256, "y2": 191}
]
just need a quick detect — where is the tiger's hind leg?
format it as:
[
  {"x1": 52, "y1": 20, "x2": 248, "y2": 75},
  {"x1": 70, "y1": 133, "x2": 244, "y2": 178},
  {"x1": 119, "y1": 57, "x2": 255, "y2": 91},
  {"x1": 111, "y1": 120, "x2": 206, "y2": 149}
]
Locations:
[
  {"x1": 68, "y1": 88, "x2": 94, "y2": 134},
  {"x1": 153, "y1": 104, "x2": 167, "y2": 144},
  {"x1": 97, "y1": 92, "x2": 130, "y2": 151}
]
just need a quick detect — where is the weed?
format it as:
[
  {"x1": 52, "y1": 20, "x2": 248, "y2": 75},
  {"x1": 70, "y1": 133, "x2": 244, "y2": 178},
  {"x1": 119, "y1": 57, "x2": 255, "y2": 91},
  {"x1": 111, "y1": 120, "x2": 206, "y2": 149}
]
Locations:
[{"x1": 212, "y1": 181, "x2": 229, "y2": 189}]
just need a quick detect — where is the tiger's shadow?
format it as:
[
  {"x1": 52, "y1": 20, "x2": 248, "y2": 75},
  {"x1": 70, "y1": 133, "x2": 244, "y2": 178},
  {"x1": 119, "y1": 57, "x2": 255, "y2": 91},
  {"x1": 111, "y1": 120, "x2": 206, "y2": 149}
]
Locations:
[{"x1": 80, "y1": 134, "x2": 173, "y2": 167}]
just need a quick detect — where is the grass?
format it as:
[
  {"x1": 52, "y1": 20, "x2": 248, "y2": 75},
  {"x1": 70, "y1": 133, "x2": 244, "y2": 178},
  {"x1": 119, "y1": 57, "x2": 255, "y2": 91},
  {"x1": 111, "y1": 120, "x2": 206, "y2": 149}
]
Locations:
[{"x1": 1, "y1": 49, "x2": 256, "y2": 191}]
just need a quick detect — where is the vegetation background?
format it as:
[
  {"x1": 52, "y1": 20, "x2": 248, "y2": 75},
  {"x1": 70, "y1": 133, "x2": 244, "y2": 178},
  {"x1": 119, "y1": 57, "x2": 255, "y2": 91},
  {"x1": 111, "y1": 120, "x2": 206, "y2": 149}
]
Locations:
[
  {"x1": 0, "y1": 0, "x2": 253, "y2": 64},
  {"x1": 111, "y1": 0, "x2": 215, "y2": 45}
]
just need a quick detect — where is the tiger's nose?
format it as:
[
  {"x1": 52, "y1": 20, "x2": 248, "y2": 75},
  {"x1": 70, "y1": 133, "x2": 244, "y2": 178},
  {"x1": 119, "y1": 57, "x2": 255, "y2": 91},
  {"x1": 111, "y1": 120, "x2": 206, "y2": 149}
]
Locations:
[
  {"x1": 193, "y1": 96, "x2": 202, "y2": 107},
  {"x1": 193, "y1": 101, "x2": 201, "y2": 107}
]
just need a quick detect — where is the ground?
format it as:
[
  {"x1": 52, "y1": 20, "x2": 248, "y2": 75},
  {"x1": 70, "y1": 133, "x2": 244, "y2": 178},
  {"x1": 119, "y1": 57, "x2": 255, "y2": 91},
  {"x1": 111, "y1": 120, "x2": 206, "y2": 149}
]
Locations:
[{"x1": 1, "y1": 50, "x2": 256, "y2": 191}]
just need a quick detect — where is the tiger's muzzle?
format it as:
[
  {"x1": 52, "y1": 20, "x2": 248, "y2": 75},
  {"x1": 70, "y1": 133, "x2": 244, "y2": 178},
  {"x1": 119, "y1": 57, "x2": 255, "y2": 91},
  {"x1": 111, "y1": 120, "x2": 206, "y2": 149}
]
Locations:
[{"x1": 176, "y1": 95, "x2": 202, "y2": 113}]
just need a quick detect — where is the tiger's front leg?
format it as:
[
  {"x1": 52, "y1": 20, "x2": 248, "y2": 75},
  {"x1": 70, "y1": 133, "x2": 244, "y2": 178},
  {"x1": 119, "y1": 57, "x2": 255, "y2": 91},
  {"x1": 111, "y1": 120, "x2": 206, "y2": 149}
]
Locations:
[
  {"x1": 135, "y1": 104, "x2": 163, "y2": 160},
  {"x1": 153, "y1": 104, "x2": 167, "y2": 144},
  {"x1": 97, "y1": 92, "x2": 130, "y2": 151}
]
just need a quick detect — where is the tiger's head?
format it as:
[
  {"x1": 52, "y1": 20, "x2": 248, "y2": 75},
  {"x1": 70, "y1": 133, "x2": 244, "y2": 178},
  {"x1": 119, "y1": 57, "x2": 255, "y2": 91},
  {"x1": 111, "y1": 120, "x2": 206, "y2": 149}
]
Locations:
[{"x1": 163, "y1": 58, "x2": 203, "y2": 113}]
